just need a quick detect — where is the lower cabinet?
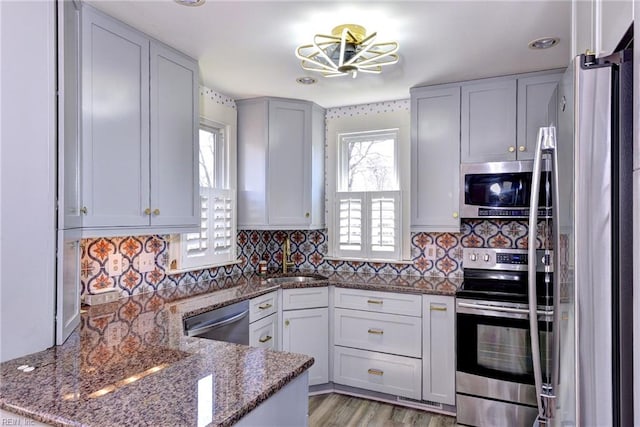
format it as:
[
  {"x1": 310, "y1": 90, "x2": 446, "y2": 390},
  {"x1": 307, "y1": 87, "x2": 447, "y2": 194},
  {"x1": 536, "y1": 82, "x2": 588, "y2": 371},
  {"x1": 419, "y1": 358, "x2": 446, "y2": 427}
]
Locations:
[
  {"x1": 249, "y1": 313, "x2": 277, "y2": 350},
  {"x1": 333, "y1": 346, "x2": 422, "y2": 399},
  {"x1": 422, "y1": 294, "x2": 455, "y2": 405},
  {"x1": 281, "y1": 288, "x2": 329, "y2": 385},
  {"x1": 249, "y1": 291, "x2": 278, "y2": 350},
  {"x1": 332, "y1": 288, "x2": 423, "y2": 400}
]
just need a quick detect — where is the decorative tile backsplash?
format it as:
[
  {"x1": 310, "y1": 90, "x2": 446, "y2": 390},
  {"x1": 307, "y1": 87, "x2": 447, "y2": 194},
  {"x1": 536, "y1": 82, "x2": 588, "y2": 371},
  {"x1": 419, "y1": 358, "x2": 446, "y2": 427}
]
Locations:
[{"x1": 80, "y1": 219, "x2": 549, "y2": 298}]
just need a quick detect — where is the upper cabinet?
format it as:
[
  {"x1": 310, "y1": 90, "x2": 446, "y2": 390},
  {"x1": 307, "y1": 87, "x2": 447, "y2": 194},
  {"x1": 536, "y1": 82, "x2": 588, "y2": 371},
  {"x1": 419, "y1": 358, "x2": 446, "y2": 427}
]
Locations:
[
  {"x1": 461, "y1": 71, "x2": 561, "y2": 163},
  {"x1": 237, "y1": 97, "x2": 325, "y2": 230},
  {"x1": 461, "y1": 77, "x2": 517, "y2": 163},
  {"x1": 79, "y1": 6, "x2": 198, "y2": 236},
  {"x1": 517, "y1": 72, "x2": 564, "y2": 160},
  {"x1": 410, "y1": 85, "x2": 461, "y2": 232}
]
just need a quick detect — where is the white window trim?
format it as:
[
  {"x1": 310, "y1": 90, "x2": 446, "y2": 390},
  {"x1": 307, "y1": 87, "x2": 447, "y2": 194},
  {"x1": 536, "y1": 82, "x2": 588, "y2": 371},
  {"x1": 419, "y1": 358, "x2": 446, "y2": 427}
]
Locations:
[
  {"x1": 327, "y1": 119, "x2": 411, "y2": 262},
  {"x1": 169, "y1": 117, "x2": 238, "y2": 272}
]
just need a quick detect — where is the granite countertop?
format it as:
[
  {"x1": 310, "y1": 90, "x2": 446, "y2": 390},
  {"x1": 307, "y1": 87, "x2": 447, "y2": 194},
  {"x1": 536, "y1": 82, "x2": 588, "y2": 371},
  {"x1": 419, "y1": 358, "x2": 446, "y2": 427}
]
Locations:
[{"x1": 0, "y1": 271, "x2": 460, "y2": 426}]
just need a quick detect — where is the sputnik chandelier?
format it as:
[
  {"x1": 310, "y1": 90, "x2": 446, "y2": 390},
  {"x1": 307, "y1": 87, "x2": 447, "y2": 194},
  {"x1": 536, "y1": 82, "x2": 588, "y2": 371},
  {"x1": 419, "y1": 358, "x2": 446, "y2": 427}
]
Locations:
[{"x1": 295, "y1": 24, "x2": 399, "y2": 78}]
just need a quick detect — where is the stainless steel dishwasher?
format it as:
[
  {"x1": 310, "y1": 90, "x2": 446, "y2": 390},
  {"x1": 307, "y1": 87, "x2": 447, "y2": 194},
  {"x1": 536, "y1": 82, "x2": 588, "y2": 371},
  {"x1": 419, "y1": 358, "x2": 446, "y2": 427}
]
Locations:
[{"x1": 183, "y1": 300, "x2": 250, "y2": 345}]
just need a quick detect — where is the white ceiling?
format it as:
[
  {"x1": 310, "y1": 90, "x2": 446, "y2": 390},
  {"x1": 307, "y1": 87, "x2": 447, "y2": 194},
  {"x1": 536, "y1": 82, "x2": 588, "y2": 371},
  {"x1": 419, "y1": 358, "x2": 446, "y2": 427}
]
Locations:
[{"x1": 86, "y1": 0, "x2": 572, "y2": 108}]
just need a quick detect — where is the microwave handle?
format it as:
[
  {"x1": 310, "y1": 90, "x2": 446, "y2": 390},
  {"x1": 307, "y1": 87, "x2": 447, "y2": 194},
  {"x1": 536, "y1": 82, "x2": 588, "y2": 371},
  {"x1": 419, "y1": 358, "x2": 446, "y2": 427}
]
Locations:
[{"x1": 528, "y1": 126, "x2": 560, "y2": 423}]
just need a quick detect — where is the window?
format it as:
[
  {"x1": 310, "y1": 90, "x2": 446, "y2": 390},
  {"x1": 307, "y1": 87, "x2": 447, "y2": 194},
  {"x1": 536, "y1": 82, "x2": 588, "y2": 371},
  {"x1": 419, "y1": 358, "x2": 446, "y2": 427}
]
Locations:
[
  {"x1": 334, "y1": 130, "x2": 401, "y2": 260},
  {"x1": 173, "y1": 120, "x2": 236, "y2": 270}
]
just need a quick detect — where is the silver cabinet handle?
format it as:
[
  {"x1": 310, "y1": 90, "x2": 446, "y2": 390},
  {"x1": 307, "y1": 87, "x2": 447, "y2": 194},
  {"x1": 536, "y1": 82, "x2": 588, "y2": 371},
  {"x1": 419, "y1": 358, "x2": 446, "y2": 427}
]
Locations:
[
  {"x1": 258, "y1": 303, "x2": 272, "y2": 310},
  {"x1": 258, "y1": 335, "x2": 272, "y2": 343},
  {"x1": 367, "y1": 328, "x2": 384, "y2": 335},
  {"x1": 367, "y1": 368, "x2": 383, "y2": 376}
]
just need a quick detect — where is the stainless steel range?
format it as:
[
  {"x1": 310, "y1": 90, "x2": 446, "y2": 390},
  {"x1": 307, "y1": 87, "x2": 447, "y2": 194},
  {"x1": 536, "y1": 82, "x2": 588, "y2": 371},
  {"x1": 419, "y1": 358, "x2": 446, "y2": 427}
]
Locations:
[{"x1": 455, "y1": 248, "x2": 553, "y2": 427}]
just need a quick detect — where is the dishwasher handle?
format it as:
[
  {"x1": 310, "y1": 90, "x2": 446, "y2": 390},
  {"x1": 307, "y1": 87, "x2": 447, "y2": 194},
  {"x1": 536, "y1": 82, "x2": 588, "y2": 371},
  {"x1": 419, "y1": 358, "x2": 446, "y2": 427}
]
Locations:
[{"x1": 185, "y1": 309, "x2": 249, "y2": 337}]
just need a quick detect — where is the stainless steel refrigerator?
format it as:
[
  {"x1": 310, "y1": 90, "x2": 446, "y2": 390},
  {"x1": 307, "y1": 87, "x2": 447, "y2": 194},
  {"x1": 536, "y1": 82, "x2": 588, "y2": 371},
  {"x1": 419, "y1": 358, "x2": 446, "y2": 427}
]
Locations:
[{"x1": 527, "y1": 51, "x2": 633, "y2": 426}]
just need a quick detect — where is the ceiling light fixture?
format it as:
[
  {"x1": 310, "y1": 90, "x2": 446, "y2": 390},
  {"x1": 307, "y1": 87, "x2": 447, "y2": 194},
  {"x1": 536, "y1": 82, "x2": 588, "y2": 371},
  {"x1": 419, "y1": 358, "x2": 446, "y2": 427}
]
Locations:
[
  {"x1": 174, "y1": 0, "x2": 205, "y2": 7},
  {"x1": 528, "y1": 37, "x2": 559, "y2": 49},
  {"x1": 296, "y1": 76, "x2": 317, "y2": 85},
  {"x1": 295, "y1": 24, "x2": 399, "y2": 79}
]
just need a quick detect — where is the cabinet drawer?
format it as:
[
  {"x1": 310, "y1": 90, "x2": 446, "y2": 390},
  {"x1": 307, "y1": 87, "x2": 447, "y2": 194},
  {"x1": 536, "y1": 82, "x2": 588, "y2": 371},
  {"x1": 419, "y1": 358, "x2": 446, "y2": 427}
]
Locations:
[
  {"x1": 249, "y1": 291, "x2": 278, "y2": 322},
  {"x1": 249, "y1": 313, "x2": 277, "y2": 350},
  {"x1": 282, "y1": 287, "x2": 328, "y2": 310},
  {"x1": 333, "y1": 346, "x2": 422, "y2": 400},
  {"x1": 334, "y1": 309, "x2": 421, "y2": 358},
  {"x1": 334, "y1": 288, "x2": 421, "y2": 317}
]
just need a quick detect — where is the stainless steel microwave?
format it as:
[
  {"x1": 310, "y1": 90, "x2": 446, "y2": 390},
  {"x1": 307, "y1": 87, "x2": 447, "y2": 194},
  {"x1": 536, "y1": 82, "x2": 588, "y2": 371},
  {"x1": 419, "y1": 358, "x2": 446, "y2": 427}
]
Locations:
[{"x1": 460, "y1": 160, "x2": 552, "y2": 218}]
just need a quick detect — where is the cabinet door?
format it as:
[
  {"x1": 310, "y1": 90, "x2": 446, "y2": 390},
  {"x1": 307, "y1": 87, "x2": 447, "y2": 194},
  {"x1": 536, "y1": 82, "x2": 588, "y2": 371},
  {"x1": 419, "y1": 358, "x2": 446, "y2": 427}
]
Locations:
[
  {"x1": 422, "y1": 295, "x2": 455, "y2": 405},
  {"x1": 56, "y1": 230, "x2": 81, "y2": 345},
  {"x1": 268, "y1": 100, "x2": 312, "y2": 226},
  {"x1": 249, "y1": 313, "x2": 278, "y2": 350},
  {"x1": 282, "y1": 307, "x2": 328, "y2": 385},
  {"x1": 411, "y1": 86, "x2": 461, "y2": 231},
  {"x1": 150, "y1": 42, "x2": 199, "y2": 228},
  {"x1": 81, "y1": 7, "x2": 150, "y2": 227},
  {"x1": 517, "y1": 73, "x2": 562, "y2": 160},
  {"x1": 461, "y1": 78, "x2": 517, "y2": 163},
  {"x1": 58, "y1": 0, "x2": 82, "y2": 229}
]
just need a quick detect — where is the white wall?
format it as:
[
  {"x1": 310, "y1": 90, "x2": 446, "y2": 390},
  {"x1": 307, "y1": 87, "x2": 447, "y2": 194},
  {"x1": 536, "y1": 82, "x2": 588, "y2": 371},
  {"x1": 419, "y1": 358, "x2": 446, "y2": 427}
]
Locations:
[{"x1": 0, "y1": 0, "x2": 57, "y2": 362}]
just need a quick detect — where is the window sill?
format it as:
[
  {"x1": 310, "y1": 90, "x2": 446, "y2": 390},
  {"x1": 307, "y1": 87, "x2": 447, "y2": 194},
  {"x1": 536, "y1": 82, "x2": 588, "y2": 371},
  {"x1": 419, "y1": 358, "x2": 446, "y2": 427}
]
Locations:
[
  {"x1": 323, "y1": 256, "x2": 414, "y2": 265},
  {"x1": 166, "y1": 259, "x2": 242, "y2": 275}
]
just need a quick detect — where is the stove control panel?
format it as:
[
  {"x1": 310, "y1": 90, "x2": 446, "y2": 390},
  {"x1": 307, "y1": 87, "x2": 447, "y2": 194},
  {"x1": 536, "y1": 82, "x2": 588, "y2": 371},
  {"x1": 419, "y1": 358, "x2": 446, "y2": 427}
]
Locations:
[{"x1": 463, "y1": 248, "x2": 552, "y2": 272}]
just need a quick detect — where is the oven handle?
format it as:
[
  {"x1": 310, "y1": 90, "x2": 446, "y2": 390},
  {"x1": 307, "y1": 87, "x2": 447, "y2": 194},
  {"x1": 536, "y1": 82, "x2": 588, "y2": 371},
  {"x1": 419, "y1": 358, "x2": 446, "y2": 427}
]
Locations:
[{"x1": 457, "y1": 301, "x2": 553, "y2": 318}]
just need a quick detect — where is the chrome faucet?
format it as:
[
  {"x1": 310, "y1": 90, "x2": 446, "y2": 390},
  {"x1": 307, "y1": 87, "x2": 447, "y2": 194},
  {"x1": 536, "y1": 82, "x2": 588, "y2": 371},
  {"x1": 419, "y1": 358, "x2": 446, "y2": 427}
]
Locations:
[{"x1": 283, "y1": 237, "x2": 295, "y2": 273}]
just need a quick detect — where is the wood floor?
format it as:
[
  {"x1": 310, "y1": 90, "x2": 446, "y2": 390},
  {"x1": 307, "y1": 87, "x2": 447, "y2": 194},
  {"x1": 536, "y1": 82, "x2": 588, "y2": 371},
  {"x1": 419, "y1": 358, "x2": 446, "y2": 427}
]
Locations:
[{"x1": 308, "y1": 393, "x2": 457, "y2": 427}]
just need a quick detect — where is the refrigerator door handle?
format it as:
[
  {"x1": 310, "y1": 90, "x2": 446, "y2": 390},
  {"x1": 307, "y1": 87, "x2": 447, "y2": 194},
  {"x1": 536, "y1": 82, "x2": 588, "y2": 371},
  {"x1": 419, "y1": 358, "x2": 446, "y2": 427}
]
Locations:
[
  {"x1": 529, "y1": 126, "x2": 560, "y2": 425},
  {"x1": 528, "y1": 126, "x2": 546, "y2": 420}
]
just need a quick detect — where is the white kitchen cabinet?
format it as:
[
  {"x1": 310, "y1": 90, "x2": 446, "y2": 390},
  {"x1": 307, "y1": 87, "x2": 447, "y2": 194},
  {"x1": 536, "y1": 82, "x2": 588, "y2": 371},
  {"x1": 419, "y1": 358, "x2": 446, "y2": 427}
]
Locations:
[
  {"x1": 333, "y1": 346, "x2": 422, "y2": 400},
  {"x1": 249, "y1": 291, "x2": 279, "y2": 322},
  {"x1": 282, "y1": 287, "x2": 329, "y2": 386},
  {"x1": 58, "y1": 0, "x2": 82, "y2": 230},
  {"x1": 250, "y1": 313, "x2": 278, "y2": 350},
  {"x1": 461, "y1": 77, "x2": 517, "y2": 163},
  {"x1": 516, "y1": 72, "x2": 563, "y2": 160},
  {"x1": 422, "y1": 294, "x2": 455, "y2": 406},
  {"x1": 282, "y1": 286, "x2": 328, "y2": 311},
  {"x1": 237, "y1": 97, "x2": 325, "y2": 230},
  {"x1": 333, "y1": 287, "x2": 422, "y2": 316},
  {"x1": 249, "y1": 291, "x2": 279, "y2": 350},
  {"x1": 282, "y1": 307, "x2": 329, "y2": 385},
  {"x1": 80, "y1": 5, "x2": 198, "y2": 235},
  {"x1": 56, "y1": 230, "x2": 81, "y2": 345},
  {"x1": 410, "y1": 85, "x2": 461, "y2": 232},
  {"x1": 333, "y1": 308, "x2": 422, "y2": 358},
  {"x1": 149, "y1": 41, "x2": 199, "y2": 228}
]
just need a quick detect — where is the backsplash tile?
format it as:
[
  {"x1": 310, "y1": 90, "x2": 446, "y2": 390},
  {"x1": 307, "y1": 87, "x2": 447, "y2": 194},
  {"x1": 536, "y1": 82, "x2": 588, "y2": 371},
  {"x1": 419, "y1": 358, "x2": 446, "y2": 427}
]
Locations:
[{"x1": 80, "y1": 219, "x2": 549, "y2": 298}]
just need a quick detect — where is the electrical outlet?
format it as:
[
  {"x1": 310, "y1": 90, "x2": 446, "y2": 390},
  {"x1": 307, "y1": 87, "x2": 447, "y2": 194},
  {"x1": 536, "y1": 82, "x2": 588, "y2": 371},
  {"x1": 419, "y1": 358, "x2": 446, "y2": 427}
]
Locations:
[
  {"x1": 108, "y1": 253, "x2": 123, "y2": 277},
  {"x1": 139, "y1": 252, "x2": 155, "y2": 273},
  {"x1": 425, "y1": 244, "x2": 438, "y2": 261}
]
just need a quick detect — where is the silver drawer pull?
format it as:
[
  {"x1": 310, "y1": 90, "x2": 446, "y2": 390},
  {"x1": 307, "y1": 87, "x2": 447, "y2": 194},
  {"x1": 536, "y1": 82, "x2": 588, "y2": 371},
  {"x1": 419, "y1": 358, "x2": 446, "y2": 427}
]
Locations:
[
  {"x1": 258, "y1": 335, "x2": 272, "y2": 343},
  {"x1": 367, "y1": 328, "x2": 384, "y2": 335},
  {"x1": 258, "y1": 303, "x2": 272, "y2": 310},
  {"x1": 367, "y1": 368, "x2": 384, "y2": 376},
  {"x1": 430, "y1": 306, "x2": 447, "y2": 312},
  {"x1": 367, "y1": 299, "x2": 383, "y2": 305}
]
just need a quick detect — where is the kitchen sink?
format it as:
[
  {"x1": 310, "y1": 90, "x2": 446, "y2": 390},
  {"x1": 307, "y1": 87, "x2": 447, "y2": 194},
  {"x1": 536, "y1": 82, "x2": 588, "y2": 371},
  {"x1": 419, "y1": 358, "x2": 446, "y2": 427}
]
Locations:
[{"x1": 266, "y1": 274, "x2": 328, "y2": 285}]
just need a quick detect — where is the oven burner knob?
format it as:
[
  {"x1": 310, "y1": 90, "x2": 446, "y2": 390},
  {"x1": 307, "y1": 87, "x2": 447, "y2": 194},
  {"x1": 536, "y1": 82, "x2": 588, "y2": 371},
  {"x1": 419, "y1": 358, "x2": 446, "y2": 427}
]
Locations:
[
  {"x1": 470, "y1": 253, "x2": 477, "y2": 262},
  {"x1": 483, "y1": 253, "x2": 490, "y2": 262}
]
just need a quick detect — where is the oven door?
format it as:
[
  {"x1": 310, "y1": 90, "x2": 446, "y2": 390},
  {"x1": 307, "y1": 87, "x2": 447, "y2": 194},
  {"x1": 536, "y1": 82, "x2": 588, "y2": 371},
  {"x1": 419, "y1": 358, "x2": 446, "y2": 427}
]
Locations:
[{"x1": 456, "y1": 298, "x2": 553, "y2": 406}]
